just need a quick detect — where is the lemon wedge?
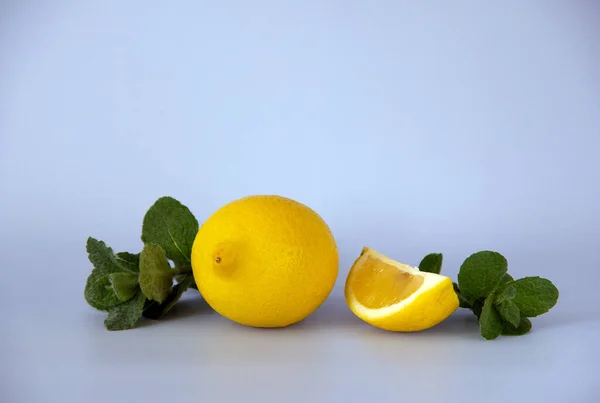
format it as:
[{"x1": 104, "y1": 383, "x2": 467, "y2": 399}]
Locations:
[{"x1": 345, "y1": 247, "x2": 459, "y2": 331}]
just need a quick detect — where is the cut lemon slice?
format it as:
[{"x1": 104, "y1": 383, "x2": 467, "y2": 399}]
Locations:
[{"x1": 345, "y1": 247, "x2": 459, "y2": 332}]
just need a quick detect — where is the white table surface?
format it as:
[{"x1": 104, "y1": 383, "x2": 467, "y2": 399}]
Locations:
[{"x1": 3, "y1": 249, "x2": 599, "y2": 403}]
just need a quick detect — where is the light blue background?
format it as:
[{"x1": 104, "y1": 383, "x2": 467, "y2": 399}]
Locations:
[{"x1": 1, "y1": 1, "x2": 599, "y2": 403}]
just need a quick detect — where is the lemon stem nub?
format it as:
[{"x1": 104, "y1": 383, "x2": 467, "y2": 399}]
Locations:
[{"x1": 212, "y1": 242, "x2": 237, "y2": 272}]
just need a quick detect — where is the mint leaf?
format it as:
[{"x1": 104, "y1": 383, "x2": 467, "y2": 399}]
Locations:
[
  {"x1": 453, "y1": 282, "x2": 472, "y2": 309},
  {"x1": 85, "y1": 274, "x2": 123, "y2": 311},
  {"x1": 84, "y1": 238, "x2": 134, "y2": 311},
  {"x1": 502, "y1": 317, "x2": 532, "y2": 336},
  {"x1": 500, "y1": 273, "x2": 514, "y2": 284},
  {"x1": 495, "y1": 285, "x2": 517, "y2": 305},
  {"x1": 141, "y1": 197, "x2": 199, "y2": 268},
  {"x1": 116, "y1": 252, "x2": 140, "y2": 272},
  {"x1": 109, "y1": 272, "x2": 139, "y2": 302},
  {"x1": 142, "y1": 274, "x2": 196, "y2": 319},
  {"x1": 479, "y1": 295, "x2": 503, "y2": 340},
  {"x1": 86, "y1": 237, "x2": 137, "y2": 274},
  {"x1": 419, "y1": 253, "x2": 443, "y2": 274},
  {"x1": 104, "y1": 292, "x2": 146, "y2": 331},
  {"x1": 472, "y1": 299, "x2": 484, "y2": 320},
  {"x1": 496, "y1": 300, "x2": 520, "y2": 328},
  {"x1": 139, "y1": 244, "x2": 174, "y2": 304},
  {"x1": 511, "y1": 277, "x2": 559, "y2": 317},
  {"x1": 493, "y1": 274, "x2": 515, "y2": 297},
  {"x1": 457, "y1": 251, "x2": 508, "y2": 302}
]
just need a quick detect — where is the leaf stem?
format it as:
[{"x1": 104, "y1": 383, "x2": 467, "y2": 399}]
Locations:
[
  {"x1": 171, "y1": 266, "x2": 193, "y2": 276},
  {"x1": 453, "y1": 282, "x2": 472, "y2": 309}
]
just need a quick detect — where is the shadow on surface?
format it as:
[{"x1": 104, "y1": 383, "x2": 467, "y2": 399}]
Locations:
[
  {"x1": 418, "y1": 309, "x2": 479, "y2": 335},
  {"x1": 348, "y1": 308, "x2": 482, "y2": 341},
  {"x1": 131, "y1": 288, "x2": 531, "y2": 338},
  {"x1": 293, "y1": 295, "x2": 362, "y2": 329},
  {"x1": 151, "y1": 295, "x2": 215, "y2": 322}
]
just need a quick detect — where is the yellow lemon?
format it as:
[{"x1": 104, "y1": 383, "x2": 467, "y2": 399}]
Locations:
[
  {"x1": 345, "y1": 247, "x2": 458, "y2": 331},
  {"x1": 191, "y1": 195, "x2": 338, "y2": 328}
]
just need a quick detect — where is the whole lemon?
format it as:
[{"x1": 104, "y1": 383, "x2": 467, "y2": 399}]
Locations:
[{"x1": 191, "y1": 195, "x2": 338, "y2": 328}]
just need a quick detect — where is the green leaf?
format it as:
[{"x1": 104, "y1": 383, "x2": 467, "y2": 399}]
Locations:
[
  {"x1": 472, "y1": 299, "x2": 484, "y2": 320},
  {"x1": 419, "y1": 253, "x2": 443, "y2": 274},
  {"x1": 457, "y1": 251, "x2": 508, "y2": 302},
  {"x1": 496, "y1": 300, "x2": 521, "y2": 328},
  {"x1": 104, "y1": 292, "x2": 147, "y2": 331},
  {"x1": 511, "y1": 277, "x2": 559, "y2": 317},
  {"x1": 84, "y1": 238, "x2": 135, "y2": 311},
  {"x1": 142, "y1": 274, "x2": 196, "y2": 319},
  {"x1": 495, "y1": 285, "x2": 517, "y2": 305},
  {"x1": 479, "y1": 295, "x2": 504, "y2": 340},
  {"x1": 86, "y1": 237, "x2": 137, "y2": 274},
  {"x1": 500, "y1": 273, "x2": 514, "y2": 284},
  {"x1": 85, "y1": 274, "x2": 123, "y2": 311},
  {"x1": 502, "y1": 317, "x2": 532, "y2": 336},
  {"x1": 109, "y1": 272, "x2": 139, "y2": 302},
  {"x1": 419, "y1": 253, "x2": 444, "y2": 274},
  {"x1": 139, "y1": 244, "x2": 174, "y2": 304},
  {"x1": 115, "y1": 252, "x2": 140, "y2": 272},
  {"x1": 493, "y1": 273, "x2": 515, "y2": 297},
  {"x1": 453, "y1": 282, "x2": 472, "y2": 309},
  {"x1": 141, "y1": 197, "x2": 199, "y2": 268}
]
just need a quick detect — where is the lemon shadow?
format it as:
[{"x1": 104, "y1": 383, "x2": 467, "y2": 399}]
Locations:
[
  {"x1": 152, "y1": 294, "x2": 215, "y2": 322},
  {"x1": 292, "y1": 295, "x2": 363, "y2": 329}
]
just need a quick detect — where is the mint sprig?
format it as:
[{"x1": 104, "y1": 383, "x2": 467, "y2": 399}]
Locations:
[
  {"x1": 419, "y1": 250, "x2": 559, "y2": 340},
  {"x1": 83, "y1": 196, "x2": 201, "y2": 331}
]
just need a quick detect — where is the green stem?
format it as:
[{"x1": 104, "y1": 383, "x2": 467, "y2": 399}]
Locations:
[
  {"x1": 453, "y1": 282, "x2": 473, "y2": 309},
  {"x1": 171, "y1": 266, "x2": 193, "y2": 276}
]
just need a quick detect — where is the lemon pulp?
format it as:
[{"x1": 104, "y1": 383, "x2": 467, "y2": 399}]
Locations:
[{"x1": 352, "y1": 255, "x2": 425, "y2": 309}]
